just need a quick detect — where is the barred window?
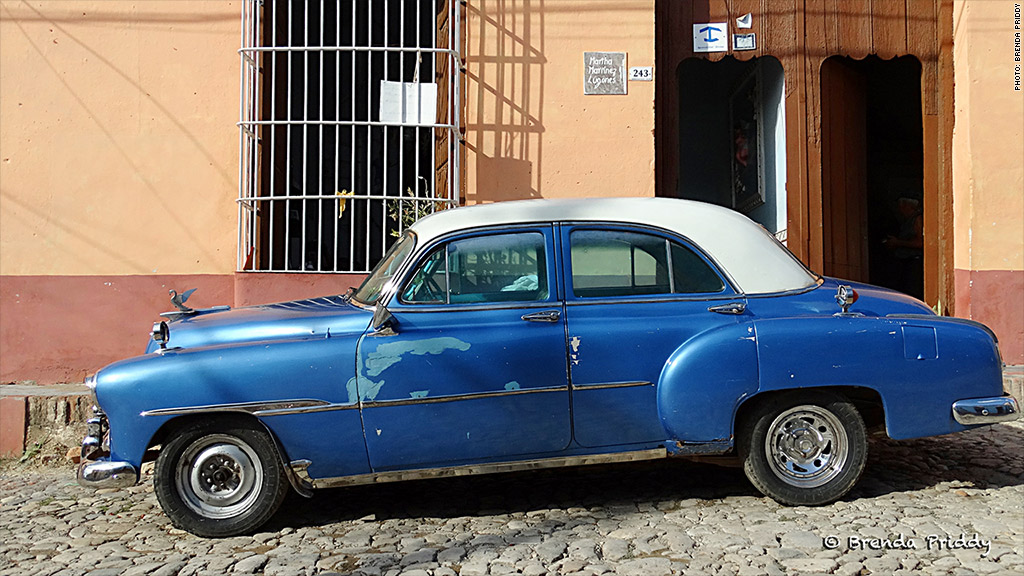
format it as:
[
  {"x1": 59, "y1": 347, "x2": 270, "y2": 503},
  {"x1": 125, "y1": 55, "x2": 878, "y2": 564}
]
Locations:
[{"x1": 238, "y1": 0, "x2": 461, "y2": 273}]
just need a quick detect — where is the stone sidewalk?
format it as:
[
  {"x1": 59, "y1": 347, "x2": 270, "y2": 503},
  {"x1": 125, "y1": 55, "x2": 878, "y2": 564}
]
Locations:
[{"x1": 1, "y1": 420, "x2": 1022, "y2": 576}]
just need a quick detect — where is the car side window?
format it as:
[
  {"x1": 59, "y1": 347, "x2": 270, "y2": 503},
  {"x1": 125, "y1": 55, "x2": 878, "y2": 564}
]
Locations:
[
  {"x1": 402, "y1": 232, "x2": 549, "y2": 304},
  {"x1": 670, "y1": 242, "x2": 726, "y2": 294},
  {"x1": 570, "y1": 229, "x2": 725, "y2": 298}
]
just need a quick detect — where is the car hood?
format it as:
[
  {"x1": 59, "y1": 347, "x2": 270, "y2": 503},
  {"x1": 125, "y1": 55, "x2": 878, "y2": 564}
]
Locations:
[{"x1": 146, "y1": 295, "x2": 373, "y2": 353}]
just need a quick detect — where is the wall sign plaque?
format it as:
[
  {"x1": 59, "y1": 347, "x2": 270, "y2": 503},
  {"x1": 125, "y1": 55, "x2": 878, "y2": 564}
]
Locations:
[{"x1": 584, "y1": 52, "x2": 627, "y2": 95}]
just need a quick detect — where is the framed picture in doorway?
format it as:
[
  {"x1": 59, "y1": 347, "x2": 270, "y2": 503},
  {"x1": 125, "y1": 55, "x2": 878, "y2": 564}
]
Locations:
[{"x1": 729, "y1": 64, "x2": 766, "y2": 214}]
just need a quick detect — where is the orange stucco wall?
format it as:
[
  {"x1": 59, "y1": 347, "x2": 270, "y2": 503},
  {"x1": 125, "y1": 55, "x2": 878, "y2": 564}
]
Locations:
[
  {"x1": 464, "y1": 1, "x2": 655, "y2": 203},
  {"x1": 0, "y1": 1, "x2": 240, "y2": 276},
  {"x1": 952, "y1": 0, "x2": 1024, "y2": 273},
  {"x1": 951, "y1": 0, "x2": 1024, "y2": 362}
]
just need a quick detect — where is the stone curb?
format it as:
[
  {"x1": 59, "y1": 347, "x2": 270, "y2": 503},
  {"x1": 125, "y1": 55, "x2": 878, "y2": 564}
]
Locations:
[{"x1": 0, "y1": 384, "x2": 90, "y2": 458}]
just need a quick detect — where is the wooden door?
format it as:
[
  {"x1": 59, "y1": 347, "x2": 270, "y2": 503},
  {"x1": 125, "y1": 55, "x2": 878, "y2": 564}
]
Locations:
[{"x1": 820, "y1": 58, "x2": 869, "y2": 282}]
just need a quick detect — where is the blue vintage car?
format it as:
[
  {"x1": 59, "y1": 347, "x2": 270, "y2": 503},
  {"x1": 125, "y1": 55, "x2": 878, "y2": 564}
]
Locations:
[{"x1": 78, "y1": 198, "x2": 1019, "y2": 537}]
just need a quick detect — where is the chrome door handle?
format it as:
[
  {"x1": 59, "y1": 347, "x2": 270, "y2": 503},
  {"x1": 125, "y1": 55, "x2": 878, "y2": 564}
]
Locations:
[
  {"x1": 708, "y1": 302, "x2": 746, "y2": 315},
  {"x1": 522, "y1": 310, "x2": 561, "y2": 323}
]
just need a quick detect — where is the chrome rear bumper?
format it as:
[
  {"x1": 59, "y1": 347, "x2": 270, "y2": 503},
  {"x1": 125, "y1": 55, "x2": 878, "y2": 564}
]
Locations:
[{"x1": 952, "y1": 395, "x2": 1020, "y2": 425}]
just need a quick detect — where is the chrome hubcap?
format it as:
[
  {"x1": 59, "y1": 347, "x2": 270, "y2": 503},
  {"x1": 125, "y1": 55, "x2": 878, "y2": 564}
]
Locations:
[
  {"x1": 176, "y1": 435, "x2": 262, "y2": 519},
  {"x1": 765, "y1": 406, "x2": 848, "y2": 488}
]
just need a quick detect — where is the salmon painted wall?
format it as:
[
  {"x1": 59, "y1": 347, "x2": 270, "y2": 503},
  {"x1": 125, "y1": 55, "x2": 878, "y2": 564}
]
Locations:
[
  {"x1": 951, "y1": 0, "x2": 1024, "y2": 363},
  {"x1": 464, "y1": 1, "x2": 655, "y2": 203}
]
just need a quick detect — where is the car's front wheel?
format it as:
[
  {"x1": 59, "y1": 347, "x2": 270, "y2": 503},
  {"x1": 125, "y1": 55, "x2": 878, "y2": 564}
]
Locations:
[
  {"x1": 154, "y1": 418, "x2": 288, "y2": 537},
  {"x1": 740, "y1": 391, "x2": 867, "y2": 506}
]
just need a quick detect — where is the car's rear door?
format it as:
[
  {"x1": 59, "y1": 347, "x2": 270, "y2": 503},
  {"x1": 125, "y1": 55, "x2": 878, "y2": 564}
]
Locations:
[
  {"x1": 355, "y1": 226, "x2": 572, "y2": 471},
  {"x1": 559, "y1": 223, "x2": 744, "y2": 448}
]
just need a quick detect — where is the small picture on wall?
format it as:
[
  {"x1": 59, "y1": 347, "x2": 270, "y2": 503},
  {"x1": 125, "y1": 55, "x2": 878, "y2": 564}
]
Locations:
[{"x1": 729, "y1": 64, "x2": 766, "y2": 214}]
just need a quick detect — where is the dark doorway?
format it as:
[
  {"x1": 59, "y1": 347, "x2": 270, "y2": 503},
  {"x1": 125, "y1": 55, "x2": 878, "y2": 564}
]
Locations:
[
  {"x1": 820, "y1": 56, "x2": 924, "y2": 299},
  {"x1": 671, "y1": 57, "x2": 788, "y2": 239}
]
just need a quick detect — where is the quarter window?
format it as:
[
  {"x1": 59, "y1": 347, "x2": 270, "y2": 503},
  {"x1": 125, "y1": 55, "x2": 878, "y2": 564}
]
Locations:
[
  {"x1": 403, "y1": 233, "x2": 549, "y2": 304},
  {"x1": 570, "y1": 230, "x2": 725, "y2": 298}
]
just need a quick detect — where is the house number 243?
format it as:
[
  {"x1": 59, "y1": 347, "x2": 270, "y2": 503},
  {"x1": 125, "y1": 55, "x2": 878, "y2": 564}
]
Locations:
[{"x1": 629, "y1": 66, "x2": 653, "y2": 81}]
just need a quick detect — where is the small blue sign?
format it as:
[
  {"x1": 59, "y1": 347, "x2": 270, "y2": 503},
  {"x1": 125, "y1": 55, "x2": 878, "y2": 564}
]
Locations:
[{"x1": 693, "y1": 22, "x2": 728, "y2": 53}]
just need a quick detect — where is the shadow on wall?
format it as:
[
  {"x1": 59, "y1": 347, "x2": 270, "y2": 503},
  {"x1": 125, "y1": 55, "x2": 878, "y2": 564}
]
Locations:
[
  {"x1": 465, "y1": 0, "x2": 546, "y2": 202},
  {"x1": 1, "y1": 2, "x2": 233, "y2": 272}
]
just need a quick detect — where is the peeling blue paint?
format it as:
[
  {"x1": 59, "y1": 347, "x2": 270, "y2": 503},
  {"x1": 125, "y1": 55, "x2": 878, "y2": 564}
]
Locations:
[
  {"x1": 569, "y1": 336, "x2": 582, "y2": 366},
  {"x1": 362, "y1": 379, "x2": 386, "y2": 401},
  {"x1": 348, "y1": 375, "x2": 387, "y2": 402},
  {"x1": 352, "y1": 338, "x2": 469, "y2": 403},
  {"x1": 345, "y1": 377, "x2": 358, "y2": 404},
  {"x1": 504, "y1": 381, "x2": 521, "y2": 391},
  {"x1": 364, "y1": 337, "x2": 471, "y2": 377}
]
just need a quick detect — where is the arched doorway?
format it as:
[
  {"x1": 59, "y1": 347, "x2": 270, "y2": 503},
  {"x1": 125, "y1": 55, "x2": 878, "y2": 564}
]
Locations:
[{"x1": 669, "y1": 56, "x2": 788, "y2": 240}]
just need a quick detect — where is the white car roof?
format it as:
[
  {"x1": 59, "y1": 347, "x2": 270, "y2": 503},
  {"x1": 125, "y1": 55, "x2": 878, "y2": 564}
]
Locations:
[{"x1": 409, "y1": 197, "x2": 817, "y2": 295}]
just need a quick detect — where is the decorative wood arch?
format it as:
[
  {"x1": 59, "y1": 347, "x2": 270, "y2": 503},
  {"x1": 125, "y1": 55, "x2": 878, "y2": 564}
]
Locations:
[{"x1": 655, "y1": 0, "x2": 954, "y2": 312}]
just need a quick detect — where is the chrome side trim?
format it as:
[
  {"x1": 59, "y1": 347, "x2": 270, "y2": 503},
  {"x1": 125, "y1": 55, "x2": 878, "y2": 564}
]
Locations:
[
  {"x1": 392, "y1": 300, "x2": 562, "y2": 314},
  {"x1": 361, "y1": 385, "x2": 567, "y2": 408},
  {"x1": 77, "y1": 460, "x2": 138, "y2": 489},
  {"x1": 565, "y1": 295, "x2": 737, "y2": 307},
  {"x1": 141, "y1": 386, "x2": 571, "y2": 418},
  {"x1": 254, "y1": 403, "x2": 359, "y2": 417},
  {"x1": 140, "y1": 399, "x2": 346, "y2": 418},
  {"x1": 293, "y1": 448, "x2": 667, "y2": 489},
  {"x1": 571, "y1": 381, "x2": 652, "y2": 391},
  {"x1": 952, "y1": 396, "x2": 1020, "y2": 425}
]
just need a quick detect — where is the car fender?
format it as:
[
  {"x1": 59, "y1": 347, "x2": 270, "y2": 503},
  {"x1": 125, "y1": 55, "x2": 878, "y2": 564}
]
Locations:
[
  {"x1": 95, "y1": 335, "x2": 370, "y2": 479},
  {"x1": 657, "y1": 321, "x2": 760, "y2": 445},
  {"x1": 752, "y1": 315, "x2": 1003, "y2": 439}
]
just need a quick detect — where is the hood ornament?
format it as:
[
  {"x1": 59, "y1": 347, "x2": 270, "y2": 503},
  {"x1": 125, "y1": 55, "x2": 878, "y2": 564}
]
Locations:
[
  {"x1": 169, "y1": 288, "x2": 197, "y2": 313},
  {"x1": 160, "y1": 288, "x2": 231, "y2": 322},
  {"x1": 160, "y1": 288, "x2": 199, "y2": 322},
  {"x1": 835, "y1": 285, "x2": 859, "y2": 316}
]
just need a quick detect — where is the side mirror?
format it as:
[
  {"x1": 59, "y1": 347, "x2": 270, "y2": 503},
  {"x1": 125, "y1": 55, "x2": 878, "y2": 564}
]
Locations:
[{"x1": 371, "y1": 305, "x2": 397, "y2": 334}]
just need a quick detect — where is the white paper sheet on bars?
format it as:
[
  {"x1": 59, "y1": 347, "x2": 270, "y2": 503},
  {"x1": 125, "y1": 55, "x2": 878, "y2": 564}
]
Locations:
[{"x1": 379, "y1": 81, "x2": 438, "y2": 125}]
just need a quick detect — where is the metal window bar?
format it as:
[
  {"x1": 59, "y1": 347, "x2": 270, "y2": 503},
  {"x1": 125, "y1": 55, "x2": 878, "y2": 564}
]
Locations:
[{"x1": 238, "y1": 0, "x2": 461, "y2": 273}]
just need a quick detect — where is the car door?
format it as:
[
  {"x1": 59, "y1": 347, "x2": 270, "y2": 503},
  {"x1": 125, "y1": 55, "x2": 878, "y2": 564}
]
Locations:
[
  {"x1": 560, "y1": 224, "x2": 744, "y2": 448},
  {"x1": 356, "y1": 226, "x2": 571, "y2": 471}
]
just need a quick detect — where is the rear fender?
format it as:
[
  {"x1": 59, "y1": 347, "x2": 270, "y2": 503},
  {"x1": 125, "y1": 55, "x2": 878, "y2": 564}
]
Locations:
[
  {"x1": 754, "y1": 315, "x2": 1003, "y2": 439},
  {"x1": 657, "y1": 322, "x2": 760, "y2": 444}
]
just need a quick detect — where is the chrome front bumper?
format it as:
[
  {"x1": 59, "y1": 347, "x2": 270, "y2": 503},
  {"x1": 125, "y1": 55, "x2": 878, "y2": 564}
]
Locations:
[
  {"x1": 952, "y1": 395, "x2": 1021, "y2": 425},
  {"x1": 75, "y1": 402, "x2": 139, "y2": 489},
  {"x1": 77, "y1": 460, "x2": 138, "y2": 489}
]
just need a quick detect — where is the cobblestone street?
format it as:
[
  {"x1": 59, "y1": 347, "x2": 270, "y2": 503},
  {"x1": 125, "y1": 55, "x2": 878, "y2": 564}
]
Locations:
[{"x1": 2, "y1": 421, "x2": 1022, "y2": 576}]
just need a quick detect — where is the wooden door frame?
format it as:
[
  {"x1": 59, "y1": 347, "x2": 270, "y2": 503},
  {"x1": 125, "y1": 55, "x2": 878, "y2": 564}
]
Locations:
[{"x1": 654, "y1": 0, "x2": 954, "y2": 313}]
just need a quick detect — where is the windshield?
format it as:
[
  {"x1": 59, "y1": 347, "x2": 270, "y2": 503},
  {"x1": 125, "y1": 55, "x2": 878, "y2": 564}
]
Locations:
[{"x1": 353, "y1": 232, "x2": 416, "y2": 305}]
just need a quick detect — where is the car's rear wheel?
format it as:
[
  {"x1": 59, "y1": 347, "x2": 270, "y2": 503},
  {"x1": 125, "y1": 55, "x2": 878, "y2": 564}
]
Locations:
[
  {"x1": 154, "y1": 418, "x2": 287, "y2": 537},
  {"x1": 740, "y1": 391, "x2": 867, "y2": 506}
]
